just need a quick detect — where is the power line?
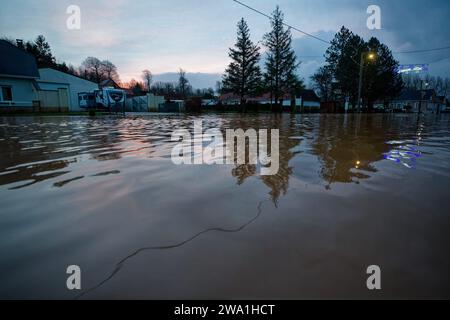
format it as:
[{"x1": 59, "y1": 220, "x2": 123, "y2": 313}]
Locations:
[
  {"x1": 429, "y1": 55, "x2": 450, "y2": 64},
  {"x1": 232, "y1": 0, "x2": 330, "y2": 44},
  {"x1": 402, "y1": 55, "x2": 450, "y2": 65},
  {"x1": 233, "y1": 0, "x2": 450, "y2": 58},
  {"x1": 394, "y1": 46, "x2": 450, "y2": 54}
]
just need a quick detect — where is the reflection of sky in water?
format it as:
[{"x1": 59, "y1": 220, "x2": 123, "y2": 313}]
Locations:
[{"x1": 384, "y1": 140, "x2": 422, "y2": 169}]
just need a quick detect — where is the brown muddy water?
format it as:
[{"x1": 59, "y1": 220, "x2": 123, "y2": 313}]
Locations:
[{"x1": 0, "y1": 113, "x2": 449, "y2": 300}]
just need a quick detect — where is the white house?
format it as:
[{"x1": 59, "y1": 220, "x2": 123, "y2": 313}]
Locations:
[
  {"x1": 220, "y1": 90, "x2": 321, "y2": 110},
  {"x1": 38, "y1": 68, "x2": 99, "y2": 111},
  {"x1": 389, "y1": 88, "x2": 445, "y2": 113},
  {"x1": 0, "y1": 40, "x2": 40, "y2": 109}
]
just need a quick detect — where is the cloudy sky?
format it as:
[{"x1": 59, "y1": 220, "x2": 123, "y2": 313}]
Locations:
[{"x1": 1, "y1": 0, "x2": 449, "y2": 87}]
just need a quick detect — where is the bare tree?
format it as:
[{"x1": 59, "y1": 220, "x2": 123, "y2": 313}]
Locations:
[
  {"x1": 178, "y1": 68, "x2": 190, "y2": 98},
  {"x1": 102, "y1": 60, "x2": 120, "y2": 83},
  {"x1": 81, "y1": 57, "x2": 106, "y2": 83},
  {"x1": 142, "y1": 69, "x2": 153, "y2": 93}
]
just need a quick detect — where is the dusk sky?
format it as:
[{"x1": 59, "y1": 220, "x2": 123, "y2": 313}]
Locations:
[{"x1": 1, "y1": 0, "x2": 449, "y2": 87}]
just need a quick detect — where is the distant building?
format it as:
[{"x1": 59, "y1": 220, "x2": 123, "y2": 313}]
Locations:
[
  {"x1": 99, "y1": 79, "x2": 120, "y2": 89},
  {"x1": 0, "y1": 40, "x2": 100, "y2": 112},
  {"x1": 126, "y1": 93, "x2": 165, "y2": 112},
  {"x1": 298, "y1": 89, "x2": 321, "y2": 109},
  {"x1": 389, "y1": 88, "x2": 445, "y2": 113},
  {"x1": 148, "y1": 93, "x2": 166, "y2": 112},
  {"x1": 219, "y1": 90, "x2": 320, "y2": 111},
  {"x1": 38, "y1": 68, "x2": 99, "y2": 111},
  {"x1": 219, "y1": 93, "x2": 241, "y2": 106},
  {"x1": 100, "y1": 79, "x2": 134, "y2": 97},
  {"x1": 0, "y1": 40, "x2": 40, "y2": 109},
  {"x1": 202, "y1": 99, "x2": 217, "y2": 107}
]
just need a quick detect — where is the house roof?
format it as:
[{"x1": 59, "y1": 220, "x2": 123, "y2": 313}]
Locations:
[
  {"x1": 299, "y1": 89, "x2": 321, "y2": 102},
  {"x1": 38, "y1": 68, "x2": 98, "y2": 86},
  {"x1": 100, "y1": 79, "x2": 121, "y2": 88},
  {"x1": 0, "y1": 40, "x2": 40, "y2": 79},
  {"x1": 220, "y1": 93, "x2": 241, "y2": 101}
]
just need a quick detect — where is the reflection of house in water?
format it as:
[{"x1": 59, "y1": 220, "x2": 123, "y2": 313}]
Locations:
[
  {"x1": 0, "y1": 118, "x2": 125, "y2": 189},
  {"x1": 0, "y1": 120, "x2": 76, "y2": 189}
]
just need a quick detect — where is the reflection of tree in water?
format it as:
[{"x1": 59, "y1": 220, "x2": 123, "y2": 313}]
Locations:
[
  {"x1": 227, "y1": 114, "x2": 300, "y2": 204},
  {"x1": 227, "y1": 114, "x2": 424, "y2": 194},
  {"x1": 311, "y1": 114, "x2": 397, "y2": 188},
  {"x1": 232, "y1": 164, "x2": 257, "y2": 185}
]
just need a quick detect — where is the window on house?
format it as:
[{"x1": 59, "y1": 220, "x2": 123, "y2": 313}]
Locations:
[{"x1": 1, "y1": 86, "x2": 13, "y2": 101}]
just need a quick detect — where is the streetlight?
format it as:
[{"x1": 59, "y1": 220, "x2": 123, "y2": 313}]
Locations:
[
  {"x1": 418, "y1": 81, "x2": 429, "y2": 114},
  {"x1": 357, "y1": 51, "x2": 376, "y2": 112}
]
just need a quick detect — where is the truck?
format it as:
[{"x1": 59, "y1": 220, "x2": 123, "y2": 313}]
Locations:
[{"x1": 79, "y1": 87, "x2": 126, "y2": 112}]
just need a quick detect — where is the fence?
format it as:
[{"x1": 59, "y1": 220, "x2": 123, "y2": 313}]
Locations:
[
  {"x1": 126, "y1": 95, "x2": 147, "y2": 112},
  {"x1": 126, "y1": 94, "x2": 166, "y2": 112}
]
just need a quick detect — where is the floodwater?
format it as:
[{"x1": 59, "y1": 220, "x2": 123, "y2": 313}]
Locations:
[{"x1": 0, "y1": 113, "x2": 449, "y2": 300}]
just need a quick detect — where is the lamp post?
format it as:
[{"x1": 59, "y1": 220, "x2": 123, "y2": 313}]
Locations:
[
  {"x1": 418, "y1": 80, "x2": 429, "y2": 114},
  {"x1": 357, "y1": 52, "x2": 376, "y2": 112}
]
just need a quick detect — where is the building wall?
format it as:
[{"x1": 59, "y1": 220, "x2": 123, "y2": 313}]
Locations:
[
  {"x1": 36, "y1": 89, "x2": 70, "y2": 112},
  {"x1": 0, "y1": 76, "x2": 36, "y2": 107},
  {"x1": 37, "y1": 82, "x2": 70, "y2": 110},
  {"x1": 389, "y1": 100, "x2": 443, "y2": 113},
  {"x1": 38, "y1": 69, "x2": 98, "y2": 111},
  {"x1": 148, "y1": 94, "x2": 165, "y2": 112},
  {"x1": 302, "y1": 101, "x2": 321, "y2": 108},
  {"x1": 126, "y1": 94, "x2": 165, "y2": 112}
]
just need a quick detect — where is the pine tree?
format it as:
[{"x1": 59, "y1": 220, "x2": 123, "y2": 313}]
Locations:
[
  {"x1": 363, "y1": 37, "x2": 403, "y2": 110},
  {"x1": 26, "y1": 35, "x2": 56, "y2": 68},
  {"x1": 324, "y1": 26, "x2": 403, "y2": 110},
  {"x1": 263, "y1": 6, "x2": 299, "y2": 112},
  {"x1": 324, "y1": 26, "x2": 365, "y2": 108},
  {"x1": 223, "y1": 18, "x2": 261, "y2": 110}
]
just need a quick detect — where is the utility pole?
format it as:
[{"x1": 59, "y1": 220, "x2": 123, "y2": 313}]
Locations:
[
  {"x1": 357, "y1": 52, "x2": 376, "y2": 113},
  {"x1": 357, "y1": 53, "x2": 364, "y2": 113},
  {"x1": 418, "y1": 80, "x2": 423, "y2": 114},
  {"x1": 418, "y1": 80, "x2": 429, "y2": 114}
]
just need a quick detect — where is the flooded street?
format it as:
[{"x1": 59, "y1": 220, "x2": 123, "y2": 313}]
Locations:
[{"x1": 0, "y1": 113, "x2": 450, "y2": 299}]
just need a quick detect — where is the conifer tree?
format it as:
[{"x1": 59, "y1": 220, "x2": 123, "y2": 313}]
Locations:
[
  {"x1": 263, "y1": 6, "x2": 299, "y2": 112},
  {"x1": 223, "y1": 18, "x2": 262, "y2": 109}
]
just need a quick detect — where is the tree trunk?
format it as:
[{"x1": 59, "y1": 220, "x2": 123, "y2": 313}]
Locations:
[{"x1": 368, "y1": 100, "x2": 374, "y2": 112}]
